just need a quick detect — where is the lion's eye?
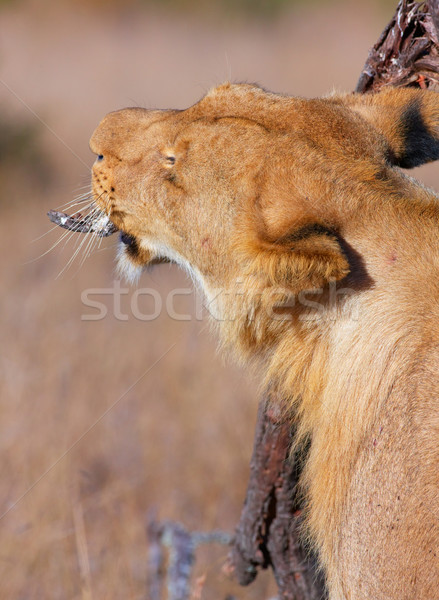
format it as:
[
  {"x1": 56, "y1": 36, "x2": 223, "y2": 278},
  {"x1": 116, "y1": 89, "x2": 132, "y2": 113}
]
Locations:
[
  {"x1": 166, "y1": 155, "x2": 175, "y2": 165},
  {"x1": 96, "y1": 154, "x2": 104, "y2": 161}
]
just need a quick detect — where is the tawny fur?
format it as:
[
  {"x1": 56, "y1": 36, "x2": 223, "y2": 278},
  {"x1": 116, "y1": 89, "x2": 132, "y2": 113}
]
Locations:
[{"x1": 90, "y1": 83, "x2": 439, "y2": 599}]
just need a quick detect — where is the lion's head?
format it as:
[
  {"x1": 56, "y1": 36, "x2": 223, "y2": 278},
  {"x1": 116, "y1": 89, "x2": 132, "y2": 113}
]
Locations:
[{"x1": 90, "y1": 82, "x2": 439, "y2": 314}]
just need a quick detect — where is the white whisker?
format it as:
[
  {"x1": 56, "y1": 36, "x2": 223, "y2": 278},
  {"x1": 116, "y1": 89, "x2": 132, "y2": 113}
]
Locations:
[
  {"x1": 79, "y1": 233, "x2": 99, "y2": 268},
  {"x1": 37, "y1": 187, "x2": 114, "y2": 277},
  {"x1": 57, "y1": 229, "x2": 92, "y2": 278},
  {"x1": 53, "y1": 194, "x2": 93, "y2": 211}
]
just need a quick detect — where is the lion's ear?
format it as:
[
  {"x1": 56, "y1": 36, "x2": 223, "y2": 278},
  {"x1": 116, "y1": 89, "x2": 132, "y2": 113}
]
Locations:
[
  {"x1": 342, "y1": 88, "x2": 439, "y2": 168},
  {"x1": 240, "y1": 224, "x2": 350, "y2": 294}
]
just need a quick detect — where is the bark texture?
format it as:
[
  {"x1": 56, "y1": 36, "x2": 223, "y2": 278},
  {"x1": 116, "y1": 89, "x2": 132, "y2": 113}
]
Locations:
[
  {"x1": 356, "y1": 0, "x2": 439, "y2": 93},
  {"x1": 230, "y1": 401, "x2": 325, "y2": 599}
]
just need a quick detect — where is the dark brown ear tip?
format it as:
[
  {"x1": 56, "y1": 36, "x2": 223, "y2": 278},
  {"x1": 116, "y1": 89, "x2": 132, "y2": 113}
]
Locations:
[{"x1": 394, "y1": 99, "x2": 439, "y2": 168}]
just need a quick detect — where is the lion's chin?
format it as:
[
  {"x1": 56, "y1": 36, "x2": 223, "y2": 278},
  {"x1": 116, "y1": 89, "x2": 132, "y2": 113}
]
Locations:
[
  {"x1": 116, "y1": 236, "x2": 170, "y2": 284},
  {"x1": 116, "y1": 244, "x2": 144, "y2": 284}
]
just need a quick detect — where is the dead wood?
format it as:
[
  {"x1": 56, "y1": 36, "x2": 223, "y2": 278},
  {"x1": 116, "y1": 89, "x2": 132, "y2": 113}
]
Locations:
[
  {"x1": 229, "y1": 401, "x2": 325, "y2": 599},
  {"x1": 356, "y1": 0, "x2": 439, "y2": 93},
  {"x1": 47, "y1": 209, "x2": 118, "y2": 237}
]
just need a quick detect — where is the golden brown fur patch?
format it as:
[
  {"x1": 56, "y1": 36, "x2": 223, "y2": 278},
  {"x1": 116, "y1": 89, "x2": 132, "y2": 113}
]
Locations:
[{"x1": 89, "y1": 83, "x2": 439, "y2": 599}]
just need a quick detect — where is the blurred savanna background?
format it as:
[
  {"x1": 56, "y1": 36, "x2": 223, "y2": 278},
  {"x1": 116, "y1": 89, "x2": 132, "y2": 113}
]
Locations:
[{"x1": 1, "y1": 0, "x2": 437, "y2": 598}]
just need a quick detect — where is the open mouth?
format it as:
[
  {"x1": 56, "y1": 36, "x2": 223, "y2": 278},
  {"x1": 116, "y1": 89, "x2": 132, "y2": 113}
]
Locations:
[
  {"x1": 120, "y1": 231, "x2": 136, "y2": 247},
  {"x1": 118, "y1": 229, "x2": 169, "y2": 266},
  {"x1": 47, "y1": 207, "x2": 170, "y2": 268},
  {"x1": 119, "y1": 230, "x2": 139, "y2": 258}
]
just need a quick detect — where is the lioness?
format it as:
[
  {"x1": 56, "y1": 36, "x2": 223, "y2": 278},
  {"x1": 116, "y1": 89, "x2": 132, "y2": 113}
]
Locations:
[{"x1": 88, "y1": 84, "x2": 439, "y2": 599}]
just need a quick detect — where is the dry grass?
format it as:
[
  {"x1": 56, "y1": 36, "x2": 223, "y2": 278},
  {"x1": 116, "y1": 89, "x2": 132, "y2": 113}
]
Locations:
[{"x1": 1, "y1": 1, "x2": 438, "y2": 598}]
